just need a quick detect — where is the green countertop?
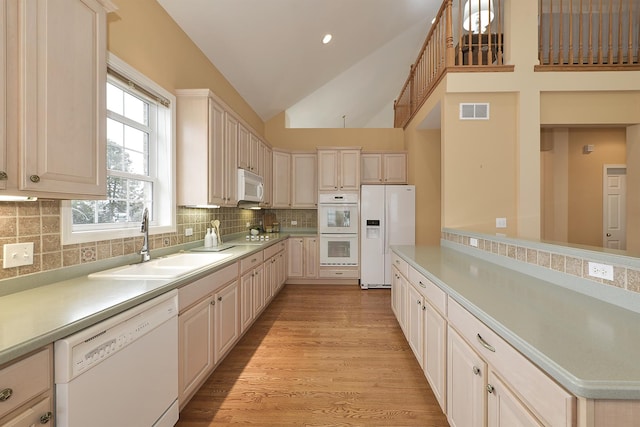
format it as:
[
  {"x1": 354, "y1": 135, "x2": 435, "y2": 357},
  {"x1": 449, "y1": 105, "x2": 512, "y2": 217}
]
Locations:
[{"x1": 392, "y1": 244, "x2": 640, "y2": 400}]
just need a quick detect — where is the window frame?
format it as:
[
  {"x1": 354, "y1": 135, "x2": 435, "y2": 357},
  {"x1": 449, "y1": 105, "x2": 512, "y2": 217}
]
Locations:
[{"x1": 61, "y1": 53, "x2": 176, "y2": 245}]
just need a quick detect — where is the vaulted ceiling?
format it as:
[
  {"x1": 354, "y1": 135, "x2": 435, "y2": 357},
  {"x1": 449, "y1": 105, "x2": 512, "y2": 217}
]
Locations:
[{"x1": 156, "y1": 0, "x2": 441, "y2": 128}]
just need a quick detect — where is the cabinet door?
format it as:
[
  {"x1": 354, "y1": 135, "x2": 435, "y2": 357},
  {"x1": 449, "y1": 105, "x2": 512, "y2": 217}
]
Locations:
[
  {"x1": 407, "y1": 284, "x2": 424, "y2": 367},
  {"x1": 304, "y1": 237, "x2": 318, "y2": 278},
  {"x1": 391, "y1": 267, "x2": 401, "y2": 320},
  {"x1": 339, "y1": 149, "x2": 360, "y2": 190},
  {"x1": 214, "y1": 281, "x2": 239, "y2": 362},
  {"x1": 447, "y1": 327, "x2": 486, "y2": 427},
  {"x1": 1, "y1": 396, "x2": 52, "y2": 427},
  {"x1": 254, "y1": 263, "x2": 266, "y2": 306},
  {"x1": 277, "y1": 251, "x2": 286, "y2": 290},
  {"x1": 208, "y1": 99, "x2": 226, "y2": 205},
  {"x1": 272, "y1": 150, "x2": 291, "y2": 208},
  {"x1": 317, "y1": 150, "x2": 339, "y2": 191},
  {"x1": 383, "y1": 153, "x2": 407, "y2": 184},
  {"x1": 361, "y1": 154, "x2": 383, "y2": 184},
  {"x1": 398, "y1": 273, "x2": 408, "y2": 334},
  {"x1": 178, "y1": 296, "x2": 214, "y2": 404},
  {"x1": 287, "y1": 238, "x2": 304, "y2": 278},
  {"x1": 291, "y1": 153, "x2": 317, "y2": 208},
  {"x1": 252, "y1": 267, "x2": 265, "y2": 316},
  {"x1": 240, "y1": 270, "x2": 254, "y2": 332},
  {"x1": 488, "y1": 371, "x2": 543, "y2": 427},
  {"x1": 237, "y1": 123, "x2": 250, "y2": 171},
  {"x1": 424, "y1": 301, "x2": 447, "y2": 412},
  {"x1": 261, "y1": 146, "x2": 272, "y2": 207},
  {"x1": 249, "y1": 133, "x2": 260, "y2": 172},
  {"x1": 20, "y1": 0, "x2": 106, "y2": 196},
  {"x1": 224, "y1": 114, "x2": 238, "y2": 206}
]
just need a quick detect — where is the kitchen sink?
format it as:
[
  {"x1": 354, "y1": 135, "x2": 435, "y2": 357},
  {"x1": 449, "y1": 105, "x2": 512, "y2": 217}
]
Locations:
[{"x1": 88, "y1": 253, "x2": 233, "y2": 279}]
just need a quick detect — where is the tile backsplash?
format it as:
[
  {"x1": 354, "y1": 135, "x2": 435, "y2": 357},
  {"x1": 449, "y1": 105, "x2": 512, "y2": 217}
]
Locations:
[
  {"x1": 0, "y1": 201, "x2": 262, "y2": 281},
  {"x1": 442, "y1": 229, "x2": 640, "y2": 294}
]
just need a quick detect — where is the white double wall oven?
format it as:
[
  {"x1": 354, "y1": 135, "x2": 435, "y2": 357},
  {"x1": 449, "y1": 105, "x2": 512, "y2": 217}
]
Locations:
[{"x1": 318, "y1": 193, "x2": 359, "y2": 266}]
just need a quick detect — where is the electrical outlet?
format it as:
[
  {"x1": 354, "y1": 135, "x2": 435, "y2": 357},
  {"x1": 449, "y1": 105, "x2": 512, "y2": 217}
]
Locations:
[
  {"x1": 246, "y1": 222, "x2": 251, "y2": 228},
  {"x1": 184, "y1": 228, "x2": 193, "y2": 236},
  {"x1": 469, "y1": 238, "x2": 478, "y2": 248},
  {"x1": 588, "y1": 262, "x2": 614, "y2": 281},
  {"x1": 3, "y1": 242, "x2": 34, "y2": 268},
  {"x1": 496, "y1": 217, "x2": 507, "y2": 228},
  {"x1": 291, "y1": 220, "x2": 297, "y2": 226}
]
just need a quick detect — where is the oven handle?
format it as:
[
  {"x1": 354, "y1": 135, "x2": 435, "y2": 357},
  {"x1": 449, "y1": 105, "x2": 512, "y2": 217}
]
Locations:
[{"x1": 319, "y1": 234, "x2": 358, "y2": 238}]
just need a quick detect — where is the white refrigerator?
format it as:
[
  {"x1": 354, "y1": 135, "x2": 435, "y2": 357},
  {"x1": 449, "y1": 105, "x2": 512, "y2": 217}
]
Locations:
[{"x1": 360, "y1": 185, "x2": 415, "y2": 289}]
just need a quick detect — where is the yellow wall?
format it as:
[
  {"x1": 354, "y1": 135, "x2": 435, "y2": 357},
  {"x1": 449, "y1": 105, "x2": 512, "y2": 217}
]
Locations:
[
  {"x1": 628, "y1": 125, "x2": 640, "y2": 255},
  {"x1": 441, "y1": 92, "x2": 518, "y2": 235},
  {"x1": 567, "y1": 128, "x2": 626, "y2": 247},
  {"x1": 107, "y1": 0, "x2": 264, "y2": 134},
  {"x1": 540, "y1": 92, "x2": 640, "y2": 126},
  {"x1": 264, "y1": 112, "x2": 404, "y2": 151}
]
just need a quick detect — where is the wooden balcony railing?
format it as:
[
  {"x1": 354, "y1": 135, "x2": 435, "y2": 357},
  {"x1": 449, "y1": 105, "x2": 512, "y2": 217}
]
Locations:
[
  {"x1": 394, "y1": 0, "x2": 508, "y2": 128},
  {"x1": 394, "y1": 0, "x2": 640, "y2": 128},
  {"x1": 538, "y1": 0, "x2": 640, "y2": 68}
]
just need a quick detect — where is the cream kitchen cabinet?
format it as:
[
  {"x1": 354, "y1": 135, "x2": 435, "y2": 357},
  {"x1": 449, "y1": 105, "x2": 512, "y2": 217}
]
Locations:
[
  {"x1": 407, "y1": 283, "x2": 424, "y2": 367},
  {"x1": 177, "y1": 295, "x2": 214, "y2": 406},
  {"x1": 291, "y1": 153, "x2": 317, "y2": 208},
  {"x1": 240, "y1": 250, "x2": 266, "y2": 322},
  {"x1": 317, "y1": 148, "x2": 360, "y2": 191},
  {"x1": 447, "y1": 327, "x2": 486, "y2": 427},
  {"x1": 177, "y1": 262, "x2": 239, "y2": 407},
  {"x1": 177, "y1": 90, "x2": 239, "y2": 207},
  {"x1": 361, "y1": 152, "x2": 407, "y2": 184},
  {"x1": 447, "y1": 297, "x2": 575, "y2": 427},
  {"x1": 287, "y1": 237, "x2": 318, "y2": 279},
  {"x1": 214, "y1": 279, "x2": 240, "y2": 362},
  {"x1": 237, "y1": 124, "x2": 251, "y2": 171},
  {"x1": 261, "y1": 145, "x2": 273, "y2": 208},
  {"x1": 263, "y1": 240, "x2": 285, "y2": 300},
  {"x1": 0, "y1": 346, "x2": 53, "y2": 426},
  {"x1": 1, "y1": 0, "x2": 109, "y2": 199},
  {"x1": 272, "y1": 149, "x2": 291, "y2": 208}
]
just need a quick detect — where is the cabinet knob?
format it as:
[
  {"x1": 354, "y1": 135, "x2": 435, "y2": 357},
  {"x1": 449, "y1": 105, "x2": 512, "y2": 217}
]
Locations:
[
  {"x1": 39, "y1": 411, "x2": 53, "y2": 424},
  {"x1": 0, "y1": 387, "x2": 13, "y2": 401},
  {"x1": 211, "y1": 300, "x2": 215, "y2": 306},
  {"x1": 487, "y1": 384, "x2": 495, "y2": 394},
  {"x1": 472, "y1": 366, "x2": 481, "y2": 376},
  {"x1": 30, "y1": 174, "x2": 41, "y2": 183},
  {"x1": 218, "y1": 296, "x2": 222, "y2": 301},
  {"x1": 0, "y1": 171, "x2": 7, "y2": 180},
  {"x1": 416, "y1": 300, "x2": 421, "y2": 305}
]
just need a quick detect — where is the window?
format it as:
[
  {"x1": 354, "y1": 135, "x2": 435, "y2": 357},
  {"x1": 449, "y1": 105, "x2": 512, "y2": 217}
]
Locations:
[{"x1": 61, "y1": 54, "x2": 176, "y2": 244}]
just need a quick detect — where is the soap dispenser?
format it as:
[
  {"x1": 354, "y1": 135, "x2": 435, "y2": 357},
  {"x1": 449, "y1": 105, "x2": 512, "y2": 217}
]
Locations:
[{"x1": 204, "y1": 228, "x2": 213, "y2": 248}]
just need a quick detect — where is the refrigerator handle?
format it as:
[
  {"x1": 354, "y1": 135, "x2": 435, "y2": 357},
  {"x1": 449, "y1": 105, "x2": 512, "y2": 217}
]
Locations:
[{"x1": 384, "y1": 202, "x2": 389, "y2": 255}]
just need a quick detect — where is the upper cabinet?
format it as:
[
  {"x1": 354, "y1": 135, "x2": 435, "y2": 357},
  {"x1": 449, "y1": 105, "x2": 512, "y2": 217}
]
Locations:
[
  {"x1": 1, "y1": 0, "x2": 111, "y2": 199},
  {"x1": 176, "y1": 89, "x2": 239, "y2": 207},
  {"x1": 291, "y1": 153, "x2": 317, "y2": 208},
  {"x1": 317, "y1": 148, "x2": 360, "y2": 192},
  {"x1": 271, "y1": 149, "x2": 291, "y2": 208},
  {"x1": 361, "y1": 152, "x2": 407, "y2": 184}
]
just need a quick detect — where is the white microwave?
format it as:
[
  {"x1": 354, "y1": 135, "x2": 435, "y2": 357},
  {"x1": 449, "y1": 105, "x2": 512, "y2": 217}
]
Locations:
[{"x1": 237, "y1": 169, "x2": 264, "y2": 203}]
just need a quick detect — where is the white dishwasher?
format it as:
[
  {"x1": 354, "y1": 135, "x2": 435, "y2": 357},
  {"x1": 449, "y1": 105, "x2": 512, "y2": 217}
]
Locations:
[{"x1": 54, "y1": 290, "x2": 179, "y2": 427}]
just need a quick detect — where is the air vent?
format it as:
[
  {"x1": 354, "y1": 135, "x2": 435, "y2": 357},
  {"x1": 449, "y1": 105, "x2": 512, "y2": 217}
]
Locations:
[{"x1": 460, "y1": 103, "x2": 490, "y2": 120}]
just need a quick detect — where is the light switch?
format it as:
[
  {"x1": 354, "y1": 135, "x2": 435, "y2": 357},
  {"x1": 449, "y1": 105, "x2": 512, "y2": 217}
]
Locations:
[{"x1": 3, "y1": 242, "x2": 34, "y2": 268}]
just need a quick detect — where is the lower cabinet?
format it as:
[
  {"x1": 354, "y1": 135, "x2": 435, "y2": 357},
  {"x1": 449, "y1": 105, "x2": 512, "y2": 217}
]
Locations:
[
  {"x1": 391, "y1": 250, "x2": 575, "y2": 427},
  {"x1": 446, "y1": 327, "x2": 486, "y2": 427},
  {"x1": 287, "y1": 236, "x2": 318, "y2": 279},
  {"x1": 214, "y1": 280, "x2": 239, "y2": 362},
  {"x1": 0, "y1": 346, "x2": 53, "y2": 426},
  {"x1": 178, "y1": 296, "x2": 214, "y2": 405}
]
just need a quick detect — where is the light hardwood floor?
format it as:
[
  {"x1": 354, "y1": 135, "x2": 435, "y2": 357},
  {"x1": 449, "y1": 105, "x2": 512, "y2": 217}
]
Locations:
[{"x1": 177, "y1": 284, "x2": 450, "y2": 427}]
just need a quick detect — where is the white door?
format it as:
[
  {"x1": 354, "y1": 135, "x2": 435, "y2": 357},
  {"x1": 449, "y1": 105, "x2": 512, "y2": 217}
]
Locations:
[{"x1": 603, "y1": 165, "x2": 626, "y2": 250}]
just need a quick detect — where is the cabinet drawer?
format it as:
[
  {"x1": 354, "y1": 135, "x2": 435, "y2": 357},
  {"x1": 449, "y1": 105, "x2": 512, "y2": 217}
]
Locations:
[
  {"x1": 391, "y1": 253, "x2": 408, "y2": 277},
  {"x1": 0, "y1": 396, "x2": 51, "y2": 427},
  {"x1": 240, "y1": 251, "x2": 264, "y2": 274},
  {"x1": 0, "y1": 348, "x2": 51, "y2": 419},
  {"x1": 318, "y1": 269, "x2": 359, "y2": 279},
  {"x1": 263, "y1": 240, "x2": 286, "y2": 259},
  {"x1": 408, "y1": 267, "x2": 446, "y2": 315},
  {"x1": 179, "y1": 262, "x2": 238, "y2": 311},
  {"x1": 448, "y1": 298, "x2": 575, "y2": 427}
]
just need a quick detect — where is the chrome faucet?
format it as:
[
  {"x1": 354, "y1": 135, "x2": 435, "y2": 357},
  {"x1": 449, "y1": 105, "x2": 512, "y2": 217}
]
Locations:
[{"x1": 140, "y1": 207, "x2": 150, "y2": 262}]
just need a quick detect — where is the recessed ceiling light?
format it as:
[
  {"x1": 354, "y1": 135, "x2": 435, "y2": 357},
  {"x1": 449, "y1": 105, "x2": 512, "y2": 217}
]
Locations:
[{"x1": 322, "y1": 34, "x2": 333, "y2": 44}]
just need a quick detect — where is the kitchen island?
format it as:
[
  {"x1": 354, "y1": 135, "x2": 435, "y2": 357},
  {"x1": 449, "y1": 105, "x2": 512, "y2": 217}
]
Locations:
[{"x1": 392, "y1": 243, "x2": 640, "y2": 427}]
